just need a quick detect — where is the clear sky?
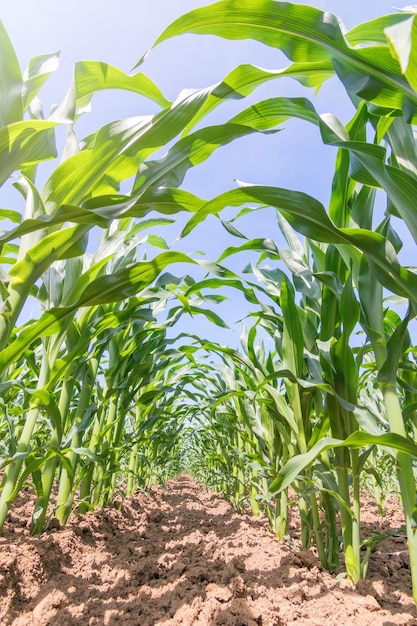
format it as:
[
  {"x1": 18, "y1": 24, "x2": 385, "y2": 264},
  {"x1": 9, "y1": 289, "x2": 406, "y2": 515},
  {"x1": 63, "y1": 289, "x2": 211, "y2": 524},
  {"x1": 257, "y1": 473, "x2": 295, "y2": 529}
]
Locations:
[{"x1": 0, "y1": 1, "x2": 412, "y2": 345}]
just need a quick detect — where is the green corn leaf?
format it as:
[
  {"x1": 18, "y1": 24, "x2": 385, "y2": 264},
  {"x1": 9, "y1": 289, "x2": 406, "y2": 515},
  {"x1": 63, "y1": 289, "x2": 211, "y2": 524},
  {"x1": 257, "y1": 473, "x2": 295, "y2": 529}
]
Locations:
[
  {"x1": 73, "y1": 60, "x2": 170, "y2": 109},
  {"x1": 281, "y1": 278, "x2": 304, "y2": 377},
  {"x1": 276, "y1": 213, "x2": 305, "y2": 258},
  {"x1": 230, "y1": 96, "x2": 319, "y2": 129},
  {"x1": 6, "y1": 450, "x2": 60, "y2": 502},
  {"x1": 0, "y1": 188, "x2": 205, "y2": 246},
  {"x1": 152, "y1": 1, "x2": 349, "y2": 62},
  {"x1": 133, "y1": 122, "x2": 279, "y2": 193},
  {"x1": 188, "y1": 305, "x2": 230, "y2": 329},
  {"x1": 331, "y1": 336, "x2": 358, "y2": 407},
  {"x1": 247, "y1": 96, "x2": 417, "y2": 243},
  {"x1": 0, "y1": 21, "x2": 23, "y2": 126},
  {"x1": 217, "y1": 238, "x2": 280, "y2": 263},
  {"x1": 378, "y1": 306, "x2": 414, "y2": 383},
  {"x1": 218, "y1": 216, "x2": 247, "y2": 240},
  {"x1": 88, "y1": 187, "x2": 205, "y2": 218},
  {"x1": 0, "y1": 121, "x2": 58, "y2": 188},
  {"x1": 185, "y1": 277, "x2": 259, "y2": 305},
  {"x1": 0, "y1": 209, "x2": 21, "y2": 224},
  {"x1": 8, "y1": 226, "x2": 89, "y2": 293},
  {"x1": 29, "y1": 389, "x2": 63, "y2": 440},
  {"x1": 68, "y1": 448, "x2": 104, "y2": 465},
  {"x1": 60, "y1": 257, "x2": 111, "y2": 308},
  {"x1": 328, "y1": 147, "x2": 353, "y2": 228},
  {"x1": 0, "y1": 252, "x2": 197, "y2": 373},
  {"x1": 270, "y1": 431, "x2": 417, "y2": 493},
  {"x1": 0, "y1": 224, "x2": 89, "y2": 340},
  {"x1": 23, "y1": 52, "x2": 60, "y2": 111},
  {"x1": 386, "y1": 115, "x2": 417, "y2": 179},
  {"x1": 340, "y1": 275, "x2": 360, "y2": 338},
  {"x1": 181, "y1": 185, "x2": 334, "y2": 241},
  {"x1": 385, "y1": 14, "x2": 417, "y2": 92},
  {"x1": 358, "y1": 255, "x2": 386, "y2": 364},
  {"x1": 346, "y1": 14, "x2": 410, "y2": 46},
  {"x1": 53, "y1": 61, "x2": 170, "y2": 123},
  {"x1": 183, "y1": 62, "x2": 334, "y2": 134},
  {"x1": 140, "y1": 234, "x2": 169, "y2": 250}
]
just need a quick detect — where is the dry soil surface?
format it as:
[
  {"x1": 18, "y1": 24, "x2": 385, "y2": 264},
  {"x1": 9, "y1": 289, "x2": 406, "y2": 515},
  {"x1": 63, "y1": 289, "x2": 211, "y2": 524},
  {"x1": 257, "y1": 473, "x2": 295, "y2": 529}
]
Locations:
[{"x1": 0, "y1": 475, "x2": 416, "y2": 625}]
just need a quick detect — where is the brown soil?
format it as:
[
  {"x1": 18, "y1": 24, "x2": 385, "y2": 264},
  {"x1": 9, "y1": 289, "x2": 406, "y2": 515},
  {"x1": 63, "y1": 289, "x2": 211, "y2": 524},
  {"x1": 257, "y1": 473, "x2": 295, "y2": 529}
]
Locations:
[{"x1": 0, "y1": 475, "x2": 416, "y2": 625}]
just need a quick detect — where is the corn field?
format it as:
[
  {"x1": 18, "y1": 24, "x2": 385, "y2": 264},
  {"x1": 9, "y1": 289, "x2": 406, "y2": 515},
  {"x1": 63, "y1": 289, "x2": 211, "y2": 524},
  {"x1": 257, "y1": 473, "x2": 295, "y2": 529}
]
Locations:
[{"x1": 2, "y1": 0, "x2": 417, "y2": 608}]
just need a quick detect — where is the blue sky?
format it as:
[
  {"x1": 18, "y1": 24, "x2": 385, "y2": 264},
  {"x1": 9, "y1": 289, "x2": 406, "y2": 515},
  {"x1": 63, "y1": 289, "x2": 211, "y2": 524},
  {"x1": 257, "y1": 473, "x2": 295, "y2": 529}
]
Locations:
[{"x1": 1, "y1": 1, "x2": 412, "y2": 345}]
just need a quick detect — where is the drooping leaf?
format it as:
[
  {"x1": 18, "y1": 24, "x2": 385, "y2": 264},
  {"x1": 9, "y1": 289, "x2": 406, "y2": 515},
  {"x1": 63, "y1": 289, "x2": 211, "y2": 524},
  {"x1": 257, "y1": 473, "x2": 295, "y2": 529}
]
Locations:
[
  {"x1": 271, "y1": 431, "x2": 417, "y2": 493},
  {"x1": 151, "y1": 0, "x2": 417, "y2": 121}
]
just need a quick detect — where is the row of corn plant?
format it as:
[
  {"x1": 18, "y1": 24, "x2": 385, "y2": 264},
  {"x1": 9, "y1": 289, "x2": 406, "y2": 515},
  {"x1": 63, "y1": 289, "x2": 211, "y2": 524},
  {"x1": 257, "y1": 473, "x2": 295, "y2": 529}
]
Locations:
[
  {"x1": 142, "y1": 0, "x2": 417, "y2": 600},
  {"x1": 2, "y1": 0, "x2": 417, "y2": 607},
  {"x1": 0, "y1": 14, "x2": 288, "y2": 533},
  {"x1": 173, "y1": 217, "x2": 414, "y2": 577}
]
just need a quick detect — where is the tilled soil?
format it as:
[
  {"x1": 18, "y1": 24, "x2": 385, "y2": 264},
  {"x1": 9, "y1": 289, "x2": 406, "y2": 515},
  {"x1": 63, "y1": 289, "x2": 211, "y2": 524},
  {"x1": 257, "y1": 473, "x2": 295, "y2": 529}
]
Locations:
[{"x1": 0, "y1": 475, "x2": 416, "y2": 625}]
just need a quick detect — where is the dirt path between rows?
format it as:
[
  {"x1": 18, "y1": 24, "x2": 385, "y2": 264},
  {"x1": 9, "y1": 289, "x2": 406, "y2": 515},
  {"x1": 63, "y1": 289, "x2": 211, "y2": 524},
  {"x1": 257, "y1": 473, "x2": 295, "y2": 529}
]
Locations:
[{"x1": 0, "y1": 475, "x2": 416, "y2": 625}]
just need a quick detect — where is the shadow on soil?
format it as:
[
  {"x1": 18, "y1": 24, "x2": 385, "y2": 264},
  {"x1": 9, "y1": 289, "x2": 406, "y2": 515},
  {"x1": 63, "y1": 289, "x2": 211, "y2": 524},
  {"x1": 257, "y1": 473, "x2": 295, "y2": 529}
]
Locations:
[{"x1": 0, "y1": 475, "x2": 416, "y2": 625}]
